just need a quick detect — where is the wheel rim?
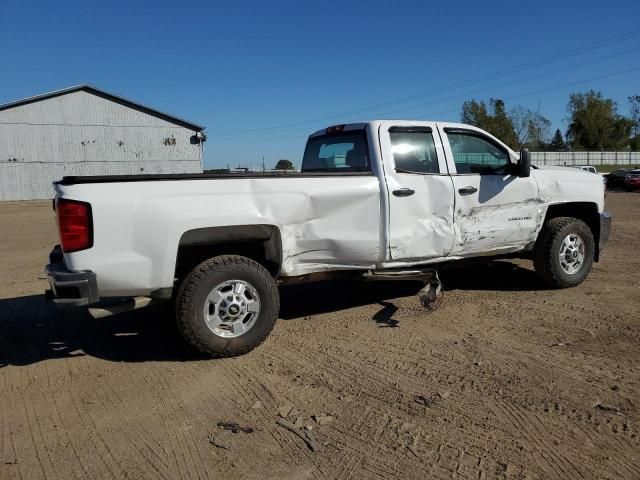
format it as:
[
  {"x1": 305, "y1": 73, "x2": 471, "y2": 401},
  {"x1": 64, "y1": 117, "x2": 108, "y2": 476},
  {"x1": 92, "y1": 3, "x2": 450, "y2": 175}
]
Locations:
[
  {"x1": 559, "y1": 233, "x2": 585, "y2": 275},
  {"x1": 203, "y1": 280, "x2": 261, "y2": 338}
]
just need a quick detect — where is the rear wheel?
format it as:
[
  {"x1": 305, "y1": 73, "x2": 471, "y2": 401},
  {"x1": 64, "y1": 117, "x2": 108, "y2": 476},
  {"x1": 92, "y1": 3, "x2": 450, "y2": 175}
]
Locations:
[
  {"x1": 175, "y1": 255, "x2": 279, "y2": 357},
  {"x1": 533, "y1": 217, "x2": 595, "y2": 288}
]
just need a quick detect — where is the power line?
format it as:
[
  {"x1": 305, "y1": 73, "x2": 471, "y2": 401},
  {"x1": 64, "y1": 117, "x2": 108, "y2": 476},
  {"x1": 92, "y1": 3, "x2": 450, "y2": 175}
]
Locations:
[
  {"x1": 215, "y1": 28, "x2": 640, "y2": 134},
  {"x1": 212, "y1": 65, "x2": 640, "y2": 144},
  {"x1": 407, "y1": 65, "x2": 640, "y2": 120},
  {"x1": 212, "y1": 49, "x2": 640, "y2": 142},
  {"x1": 340, "y1": 46, "x2": 640, "y2": 121}
]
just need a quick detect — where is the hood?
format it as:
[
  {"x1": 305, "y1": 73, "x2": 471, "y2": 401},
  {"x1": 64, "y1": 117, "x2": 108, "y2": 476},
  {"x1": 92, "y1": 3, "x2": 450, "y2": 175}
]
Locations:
[{"x1": 534, "y1": 164, "x2": 585, "y2": 172}]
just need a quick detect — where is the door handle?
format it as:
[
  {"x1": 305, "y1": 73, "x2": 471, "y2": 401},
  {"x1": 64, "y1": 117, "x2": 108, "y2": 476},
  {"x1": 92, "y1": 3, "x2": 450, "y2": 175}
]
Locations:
[
  {"x1": 392, "y1": 188, "x2": 415, "y2": 197},
  {"x1": 458, "y1": 186, "x2": 478, "y2": 195}
]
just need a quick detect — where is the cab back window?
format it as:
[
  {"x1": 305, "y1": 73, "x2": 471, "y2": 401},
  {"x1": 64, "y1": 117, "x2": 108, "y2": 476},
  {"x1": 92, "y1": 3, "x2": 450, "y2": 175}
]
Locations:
[{"x1": 302, "y1": 131, "x2": 370, "y2": 173}]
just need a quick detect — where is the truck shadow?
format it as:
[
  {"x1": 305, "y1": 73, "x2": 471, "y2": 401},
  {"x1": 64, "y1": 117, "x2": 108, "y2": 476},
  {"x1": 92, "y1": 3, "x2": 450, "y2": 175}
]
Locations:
[
  {"x1": 0, "y1": 261, "x2": 541, "y2": 366},
  {"x1": 0, "y1": 295, "x2": 200, "y2": 367}
]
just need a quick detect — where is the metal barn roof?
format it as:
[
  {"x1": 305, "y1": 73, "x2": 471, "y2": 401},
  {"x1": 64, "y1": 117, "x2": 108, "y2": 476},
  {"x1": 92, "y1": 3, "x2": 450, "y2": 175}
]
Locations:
[{"x1": 0, "y1": 84, "x2": 205, "y2": 132}]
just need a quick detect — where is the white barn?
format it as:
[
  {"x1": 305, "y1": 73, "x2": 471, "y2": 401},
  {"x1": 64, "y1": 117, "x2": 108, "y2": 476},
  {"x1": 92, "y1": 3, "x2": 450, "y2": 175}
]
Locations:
[{"x1": 0, "y1": 85, "x2": 205, "y2": 201}]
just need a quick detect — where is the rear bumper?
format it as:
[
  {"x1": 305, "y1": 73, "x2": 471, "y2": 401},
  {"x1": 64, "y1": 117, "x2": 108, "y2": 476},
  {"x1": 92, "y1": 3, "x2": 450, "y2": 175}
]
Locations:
[
  {"x1": 45, "y1": 245, "x2": 99, "y2": 306},
  {"x1": 599, "y1": 211, "x2": 612, "y2": 251}
]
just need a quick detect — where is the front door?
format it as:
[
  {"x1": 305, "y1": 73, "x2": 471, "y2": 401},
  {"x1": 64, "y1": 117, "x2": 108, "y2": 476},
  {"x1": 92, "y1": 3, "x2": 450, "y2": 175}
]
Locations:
[
  {"x1": 379, "y1": 121, "x2": 456, "y2": 261},
  {"x1": 439, "y1": 126, "x2": 541, "y2": 256}
]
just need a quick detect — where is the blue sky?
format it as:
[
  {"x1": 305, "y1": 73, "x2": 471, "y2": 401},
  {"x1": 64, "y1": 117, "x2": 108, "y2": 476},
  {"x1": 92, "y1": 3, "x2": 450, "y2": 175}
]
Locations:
[{"x1": 1, "y1": 0, "x2": 639, "y2": 168}]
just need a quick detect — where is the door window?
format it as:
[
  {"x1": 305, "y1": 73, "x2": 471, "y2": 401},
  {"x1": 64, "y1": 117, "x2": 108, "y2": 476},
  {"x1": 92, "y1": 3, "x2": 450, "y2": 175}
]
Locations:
[
  {"x1": 389, "y1": 128, "x2": 439, "y2": 174},
  {"x1": 446, "y1": 131, "x2": 510, "y2": 175}
]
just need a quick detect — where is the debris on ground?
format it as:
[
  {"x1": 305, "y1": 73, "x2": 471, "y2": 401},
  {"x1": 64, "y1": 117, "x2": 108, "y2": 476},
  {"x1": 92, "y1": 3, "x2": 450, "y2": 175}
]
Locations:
[
  {"x1": 250, "y1": 400, "x2": 263, "y2": 409},
  {"x1": 407, "y1": 445, "x2": 419, "y2": 458},
  {"x1": 207, "y1": 434, "x2": 229, "y2": 449},
  {"x1": 217, "y1": 421, "x2": 254, "y2": 433},
  {"x1": 276, "y1": 418, "x2": 318, "y2": 451},
  {"x1": 594, "y1": 402, "x2": 621, "y2": 413},
  {"x1": 437, "y1": 391, "x2": 450, "y2": 399},
  {"x1": 313, "y1": 414, "x2": 334, "y2": 425},
  {"x1": 414, "y1": 394, "x2": 435, "y2": 407},
  {"x1": 277, "y1": 405, "x2": 294, "y2": 418},
  {"x1": 550, "y1": 341, "x2": 571, "y2": 347}
]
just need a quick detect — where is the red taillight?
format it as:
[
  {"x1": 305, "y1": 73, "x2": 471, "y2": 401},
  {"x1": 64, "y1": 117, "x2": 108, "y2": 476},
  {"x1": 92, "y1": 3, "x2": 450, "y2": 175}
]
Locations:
[{"x1": 56, "y1": 199, "x2": 93, "y2": 252}]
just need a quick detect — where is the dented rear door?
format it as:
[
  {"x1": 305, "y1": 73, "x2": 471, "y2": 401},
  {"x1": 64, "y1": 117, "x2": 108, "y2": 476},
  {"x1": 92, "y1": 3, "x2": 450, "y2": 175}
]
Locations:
[
  {"x1": 379, "y1": 121, "x2": 456, "y2": 261},
  {"x1": 439, "y1": 126, "x2": 541, "y2": 256}
]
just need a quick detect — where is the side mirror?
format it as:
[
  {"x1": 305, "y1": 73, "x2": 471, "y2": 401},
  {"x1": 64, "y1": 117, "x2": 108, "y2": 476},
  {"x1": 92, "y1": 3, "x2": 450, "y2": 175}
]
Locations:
[{"x1": 518, "y1": 148, "x2": 531, "y2": 178}]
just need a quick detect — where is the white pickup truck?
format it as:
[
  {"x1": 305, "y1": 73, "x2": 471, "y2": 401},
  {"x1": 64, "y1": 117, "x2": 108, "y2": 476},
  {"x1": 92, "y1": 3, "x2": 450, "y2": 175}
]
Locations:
[{"x1": 46, "y1": 120, "x2": 611, "y2": 357}]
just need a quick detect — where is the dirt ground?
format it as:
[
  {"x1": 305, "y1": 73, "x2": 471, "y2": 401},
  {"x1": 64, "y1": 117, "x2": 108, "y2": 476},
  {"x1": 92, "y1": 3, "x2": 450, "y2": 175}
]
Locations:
[{"x1": 1, "y1": 192, "x2": 639, "y2": 480}]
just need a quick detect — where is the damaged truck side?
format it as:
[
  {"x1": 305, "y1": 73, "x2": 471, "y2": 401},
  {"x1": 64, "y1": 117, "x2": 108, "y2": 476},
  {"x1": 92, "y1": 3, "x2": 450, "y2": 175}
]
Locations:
[{"x1": 46, "y1": 121, "x2": 611, "y2": 357}]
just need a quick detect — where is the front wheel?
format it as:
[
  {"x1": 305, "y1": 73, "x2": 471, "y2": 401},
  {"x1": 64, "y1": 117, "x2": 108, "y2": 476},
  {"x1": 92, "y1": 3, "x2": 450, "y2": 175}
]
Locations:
[
  {"x1": 175, "y1": 255, "x2": 280, "y2": 357},
  {"x1": 533, "y1": 217, "x2": 595, "y2": 288}
]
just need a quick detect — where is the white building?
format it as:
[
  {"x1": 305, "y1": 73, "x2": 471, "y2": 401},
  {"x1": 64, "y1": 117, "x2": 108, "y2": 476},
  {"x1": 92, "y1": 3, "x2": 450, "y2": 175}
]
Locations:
[{"x1": 0, "y1": 85, "x2": 205, "y2": 201}]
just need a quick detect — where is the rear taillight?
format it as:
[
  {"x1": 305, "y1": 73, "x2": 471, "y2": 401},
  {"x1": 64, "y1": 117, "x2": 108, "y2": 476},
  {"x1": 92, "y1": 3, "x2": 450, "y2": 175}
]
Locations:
[{"x1": 56, "y1": 199, "x2": 93, "y2": 252}]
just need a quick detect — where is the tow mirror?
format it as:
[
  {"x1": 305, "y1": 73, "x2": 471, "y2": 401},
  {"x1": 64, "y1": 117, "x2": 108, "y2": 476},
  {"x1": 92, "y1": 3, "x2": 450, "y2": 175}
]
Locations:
[{"x1": 518, "y1": 148, "x2": 531, "y2": 178}]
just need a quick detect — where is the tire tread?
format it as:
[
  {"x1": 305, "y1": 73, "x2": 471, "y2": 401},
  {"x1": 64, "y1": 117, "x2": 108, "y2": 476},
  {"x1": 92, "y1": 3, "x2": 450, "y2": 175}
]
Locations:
[
  {"x1": 533, "y1": 216, "x2": 594, "y2": 288},
  {"x1": 175, "y1": 255, "x2": 279, "y2": 358}
]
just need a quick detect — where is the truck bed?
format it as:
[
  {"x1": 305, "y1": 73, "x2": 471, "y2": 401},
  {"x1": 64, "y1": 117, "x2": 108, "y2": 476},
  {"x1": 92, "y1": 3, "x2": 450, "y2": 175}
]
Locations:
[{"x1": 57, "y1": 171, "x2": 371, "y2": 185}]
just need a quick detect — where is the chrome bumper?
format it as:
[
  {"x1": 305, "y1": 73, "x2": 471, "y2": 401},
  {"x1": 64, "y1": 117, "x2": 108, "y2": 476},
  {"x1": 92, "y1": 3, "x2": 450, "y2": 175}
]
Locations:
[{"x1": 45, "y1": 245, "x2": 99, "y2": 306}]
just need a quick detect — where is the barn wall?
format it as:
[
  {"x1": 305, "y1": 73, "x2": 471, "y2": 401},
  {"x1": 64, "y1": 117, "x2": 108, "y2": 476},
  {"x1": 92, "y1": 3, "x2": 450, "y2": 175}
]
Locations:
[{"x1": 0, "y1": 90, "x2": 203, "y2": 200}]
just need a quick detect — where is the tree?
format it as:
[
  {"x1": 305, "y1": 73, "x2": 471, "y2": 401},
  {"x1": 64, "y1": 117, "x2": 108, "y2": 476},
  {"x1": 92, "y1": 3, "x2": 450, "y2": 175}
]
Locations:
[
  {"x1": 525, "y1": 115, "x2": 551, "y2": 150},
  {"x1": 509, "y1": 105, "x2": 551, "y2": 149},
  {"x1": 461, "y1": 99, "x2": 490, "y2": 130},
  {"x1": 629, "y1": 95, "x2": 640, "y2": 137},
  {"x1": 460, "y1": 98, "x2": 518, "y2": 148},
  {"x1": 548, "y1": 129, "x2": 566, "y2": 151},
  {"x1": 274, "y1": 159, "x2": 295, "y2": 171},
  {"x1": 566, "y1": 90, "x2": 633, "y2": 150}
]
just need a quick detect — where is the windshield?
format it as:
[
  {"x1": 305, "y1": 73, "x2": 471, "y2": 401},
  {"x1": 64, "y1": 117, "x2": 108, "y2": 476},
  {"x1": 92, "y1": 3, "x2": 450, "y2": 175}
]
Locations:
[{"x1": 301, "y1": 131, "x2": 370, "y2": 173}]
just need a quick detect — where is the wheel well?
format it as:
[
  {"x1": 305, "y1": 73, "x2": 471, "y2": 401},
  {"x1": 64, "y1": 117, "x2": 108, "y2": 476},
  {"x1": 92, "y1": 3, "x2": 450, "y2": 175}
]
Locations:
[
  {"x1": 543, "y1": 202, "x2": 601, "y2": 261},
  {"x1": 175, "y1": 225, "x2": 282, "y2": 280}
]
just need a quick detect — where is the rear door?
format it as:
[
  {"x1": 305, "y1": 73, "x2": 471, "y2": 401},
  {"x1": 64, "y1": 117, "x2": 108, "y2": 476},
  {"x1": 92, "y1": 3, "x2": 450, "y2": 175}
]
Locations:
[
  {"x1": 439, "y1": 126, "x2": 541, "y2": 255},
  {"x1": 379, "y1": 121, "x2": 456, "y2": 261}
]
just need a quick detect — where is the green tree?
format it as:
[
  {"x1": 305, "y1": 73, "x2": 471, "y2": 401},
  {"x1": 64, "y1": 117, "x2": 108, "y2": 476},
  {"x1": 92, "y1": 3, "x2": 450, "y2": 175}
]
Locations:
[
  {"x1": 566, "y1": 90, "x2": 633, "y2": 150},
  {"x1": 629, "y1": 95, "x2": 640, "y2": 137},
  {"x1": 548, "y1": 129, "x2": 567, "y2": 151},
  {"x1": 461, "y1": 98, "x2": 518, "y2": 148},
  {"x1": 274, "y1": 159, "x2": 295, "y2": 170},
  {"x1": 461, "y1": 99, "x2": 490, "y2": 129}
]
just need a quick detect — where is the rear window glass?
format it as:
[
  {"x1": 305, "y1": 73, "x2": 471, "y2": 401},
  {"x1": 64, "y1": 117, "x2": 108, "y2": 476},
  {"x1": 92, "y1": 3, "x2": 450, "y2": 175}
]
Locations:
[{"x1": 301, "y1": 131, "x2": 370, "y2": 173}]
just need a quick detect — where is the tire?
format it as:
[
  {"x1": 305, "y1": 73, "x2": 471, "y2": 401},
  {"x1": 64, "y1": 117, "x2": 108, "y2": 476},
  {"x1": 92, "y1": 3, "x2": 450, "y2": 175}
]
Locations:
[
  {"x1": 533, "y1": 217, "x2": 595, "y2": 288},
  {"x1": 175, "y1": 255, "x2": 279, "y2": 358}
]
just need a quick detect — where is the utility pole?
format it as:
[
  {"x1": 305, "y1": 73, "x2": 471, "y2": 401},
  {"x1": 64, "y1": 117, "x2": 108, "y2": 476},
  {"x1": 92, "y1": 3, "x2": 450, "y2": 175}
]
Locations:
[{"x1": 261, "y1": 156, "x2": 266, "y2": 172}]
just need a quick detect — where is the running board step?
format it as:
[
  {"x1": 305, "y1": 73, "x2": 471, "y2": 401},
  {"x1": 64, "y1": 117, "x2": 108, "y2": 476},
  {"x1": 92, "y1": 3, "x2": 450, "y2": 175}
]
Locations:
[
  {"x1": 363, "y1": 269, "x2": 436, "y2": 281},
  {"x1": 363, "y1": 269, "x2": 444, "y2": 311}
]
